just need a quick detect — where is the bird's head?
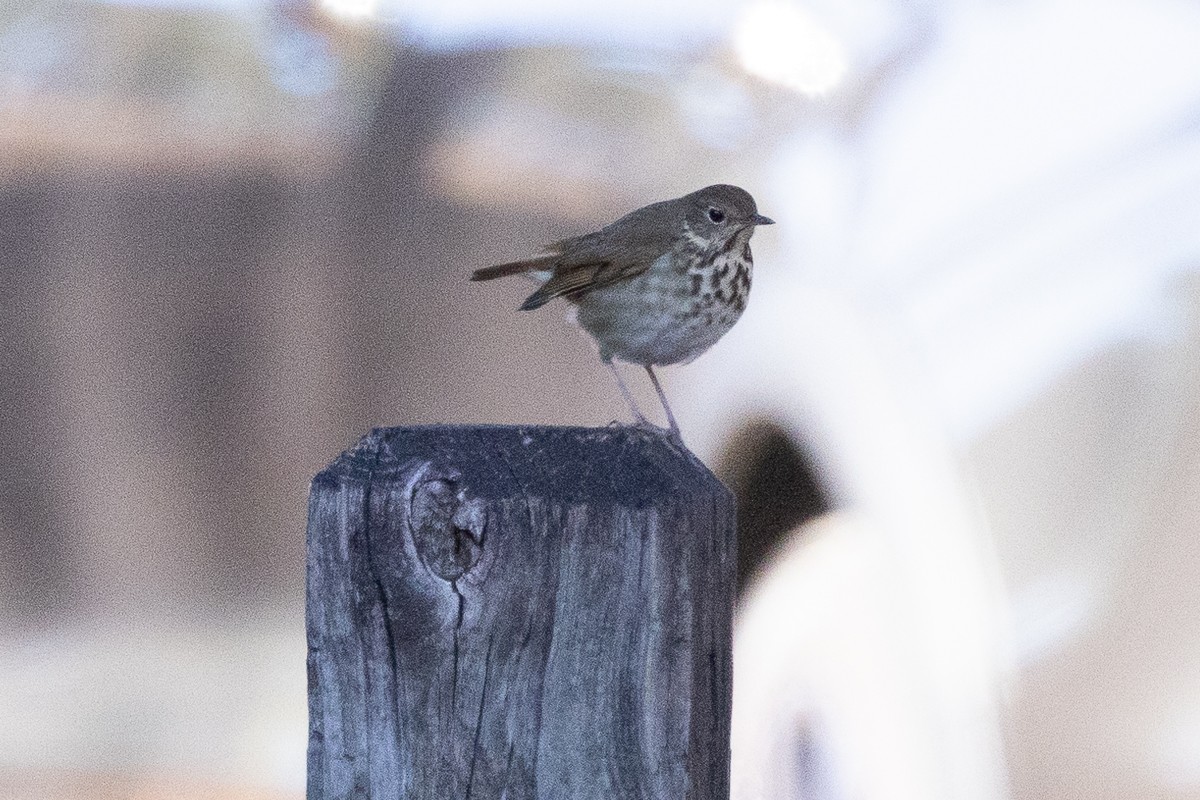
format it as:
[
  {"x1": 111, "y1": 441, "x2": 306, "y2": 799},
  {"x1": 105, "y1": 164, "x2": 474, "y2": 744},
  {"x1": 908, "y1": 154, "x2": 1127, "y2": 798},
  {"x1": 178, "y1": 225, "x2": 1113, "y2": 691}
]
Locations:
[{"x1": 682, "y1": 184, "x2": 774, "y2": 244}]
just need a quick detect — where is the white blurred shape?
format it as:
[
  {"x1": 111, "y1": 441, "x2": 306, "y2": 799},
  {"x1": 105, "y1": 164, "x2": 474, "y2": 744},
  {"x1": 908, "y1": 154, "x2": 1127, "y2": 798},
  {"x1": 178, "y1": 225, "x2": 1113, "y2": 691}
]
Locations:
[
  {"x1": 860, "y1": 0, "x2": 1200, "y2": 270},
  {"x1": 733, "y1": 515, "x2": 928, "y2": 800},
  {"x1": 768, "y1": 131, "x2": 859, "y2": 279},
  {"x1": 321, "y1": 0, "x2": 381, "y2": 22},
  {"x1": 843, "y1": 0, "x2": 1200, "y2": 439},
  {"x1": 735, "y1": 1, "x2": 847, "y2": 95},
  {"x1": 387, "y1": 0, "x2": 736, "y2": 49},
  {"x1": 675, "y1": 64, "x2": 758, "y2": 150},
  {"x1": 805, "y1": 0, "x2": 913, "y2": 66},
  {"x1": 1009, "y1": 573, "x2": 1096, "y2": 664},
  {"x1": 733, "y1": 512, "x2": 1006, "y2": 800}
]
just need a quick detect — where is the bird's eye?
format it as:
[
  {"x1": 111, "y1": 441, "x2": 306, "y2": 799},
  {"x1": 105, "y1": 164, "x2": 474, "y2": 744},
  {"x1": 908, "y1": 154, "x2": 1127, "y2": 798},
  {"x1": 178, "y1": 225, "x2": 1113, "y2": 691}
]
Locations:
[{"x1": 707, "y1": 207, "x2": 726, "y2": 223}]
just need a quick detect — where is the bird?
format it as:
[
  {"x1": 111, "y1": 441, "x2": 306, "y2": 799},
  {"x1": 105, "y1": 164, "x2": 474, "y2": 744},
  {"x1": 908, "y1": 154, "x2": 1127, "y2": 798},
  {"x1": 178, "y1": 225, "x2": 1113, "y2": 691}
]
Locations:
[{"x1": 472, "y1": 184, "x2": 773, "y2": 438}]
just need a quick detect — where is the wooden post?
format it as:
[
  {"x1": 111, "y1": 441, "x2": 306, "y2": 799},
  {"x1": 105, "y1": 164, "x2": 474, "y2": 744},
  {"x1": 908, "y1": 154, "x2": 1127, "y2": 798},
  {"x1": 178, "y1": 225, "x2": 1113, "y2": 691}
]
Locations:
[{"x1": 306, "y1": 425, "x2": 736, "y2": 799}]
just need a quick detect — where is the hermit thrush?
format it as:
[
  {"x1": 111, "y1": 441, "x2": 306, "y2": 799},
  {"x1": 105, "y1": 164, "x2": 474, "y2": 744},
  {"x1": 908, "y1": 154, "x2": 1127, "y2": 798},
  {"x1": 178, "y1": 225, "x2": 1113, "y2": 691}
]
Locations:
[{"x1": 472, "y1": 184, "x2": 774, "y2": 437}]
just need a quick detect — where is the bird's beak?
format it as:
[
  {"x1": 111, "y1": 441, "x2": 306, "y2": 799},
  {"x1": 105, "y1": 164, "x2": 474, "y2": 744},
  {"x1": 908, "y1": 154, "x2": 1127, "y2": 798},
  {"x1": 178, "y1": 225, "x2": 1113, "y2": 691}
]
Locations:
[{"x1": 750, "y1": 213, "x2": 775, "y2": 226}]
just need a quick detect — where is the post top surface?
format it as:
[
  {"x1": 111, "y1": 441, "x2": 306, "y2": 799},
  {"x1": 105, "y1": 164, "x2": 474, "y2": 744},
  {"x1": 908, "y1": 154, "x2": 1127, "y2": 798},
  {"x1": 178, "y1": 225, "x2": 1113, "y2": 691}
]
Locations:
[{"x1": 312, "y1": 424, "x2": 726, "y2": 508}]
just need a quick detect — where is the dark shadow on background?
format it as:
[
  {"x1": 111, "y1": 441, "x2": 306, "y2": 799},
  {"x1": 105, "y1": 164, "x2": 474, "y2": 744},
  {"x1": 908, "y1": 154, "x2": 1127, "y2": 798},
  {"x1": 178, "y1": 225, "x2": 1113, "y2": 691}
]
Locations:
[{"x1": 715, "y1": 419, "x2": 832, "y2": 595}]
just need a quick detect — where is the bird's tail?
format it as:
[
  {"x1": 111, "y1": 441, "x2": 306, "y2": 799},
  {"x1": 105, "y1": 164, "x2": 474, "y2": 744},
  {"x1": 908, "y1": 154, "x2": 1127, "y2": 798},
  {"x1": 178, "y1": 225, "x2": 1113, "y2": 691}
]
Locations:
[{"x1": 471, "y1": 253, "x2": 558, "y2": 282}]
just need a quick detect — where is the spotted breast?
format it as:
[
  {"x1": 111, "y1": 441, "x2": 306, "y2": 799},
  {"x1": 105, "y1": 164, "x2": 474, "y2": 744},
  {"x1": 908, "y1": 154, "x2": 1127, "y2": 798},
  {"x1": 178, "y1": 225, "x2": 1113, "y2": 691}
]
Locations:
[{"x1": 573, "y1": 223, "x2": 756, "y2": 367}]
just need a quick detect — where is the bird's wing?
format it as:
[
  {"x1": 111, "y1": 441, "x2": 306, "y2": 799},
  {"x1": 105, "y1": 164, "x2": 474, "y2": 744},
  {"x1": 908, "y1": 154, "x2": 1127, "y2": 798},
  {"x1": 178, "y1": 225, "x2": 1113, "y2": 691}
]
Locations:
[
  {"x1": 517, "y1": 203, "x2": 677, "y2": 310},
  {"x1": 518, "y1": 259, "x2": 624, "y2": 310}
]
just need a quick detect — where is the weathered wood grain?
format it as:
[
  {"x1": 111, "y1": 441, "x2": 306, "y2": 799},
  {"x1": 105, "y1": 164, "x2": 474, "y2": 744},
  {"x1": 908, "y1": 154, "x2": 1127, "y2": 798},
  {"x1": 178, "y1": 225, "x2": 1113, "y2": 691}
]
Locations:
[{"x1": 306, "y1": 425, "x2": 735, "y2": 799}]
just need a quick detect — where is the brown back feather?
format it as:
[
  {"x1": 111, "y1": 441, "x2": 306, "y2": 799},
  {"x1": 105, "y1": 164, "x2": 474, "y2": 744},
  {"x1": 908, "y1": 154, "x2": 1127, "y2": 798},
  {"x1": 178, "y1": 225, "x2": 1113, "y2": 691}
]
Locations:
[{"x1": 477, "y1": 197, "x2": 682, "y2": 309}]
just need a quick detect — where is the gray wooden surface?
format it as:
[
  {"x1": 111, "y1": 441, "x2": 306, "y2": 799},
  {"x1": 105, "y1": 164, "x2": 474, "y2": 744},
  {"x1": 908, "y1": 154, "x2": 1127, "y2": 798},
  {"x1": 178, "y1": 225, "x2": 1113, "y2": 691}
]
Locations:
[{"x1": 306, "y1": 425, "x2": 736, "y2": 799}]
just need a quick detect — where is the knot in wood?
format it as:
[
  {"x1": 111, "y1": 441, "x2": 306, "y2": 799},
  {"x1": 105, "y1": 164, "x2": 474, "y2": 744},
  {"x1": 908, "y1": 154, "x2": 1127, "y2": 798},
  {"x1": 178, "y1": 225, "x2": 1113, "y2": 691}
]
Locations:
[{"x1": 408, "y1": 470, "x2": 486, "y2": 582}]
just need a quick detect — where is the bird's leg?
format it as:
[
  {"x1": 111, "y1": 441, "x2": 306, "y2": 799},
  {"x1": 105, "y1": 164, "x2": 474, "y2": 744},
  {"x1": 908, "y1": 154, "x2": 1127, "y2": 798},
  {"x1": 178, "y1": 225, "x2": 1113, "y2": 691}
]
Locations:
[
  {"x1": 644, "y1": 365, "x2": 681, "y2": 438},
  {"x1": 605, "y1": 360, "x2": 653, "y2": 428}
]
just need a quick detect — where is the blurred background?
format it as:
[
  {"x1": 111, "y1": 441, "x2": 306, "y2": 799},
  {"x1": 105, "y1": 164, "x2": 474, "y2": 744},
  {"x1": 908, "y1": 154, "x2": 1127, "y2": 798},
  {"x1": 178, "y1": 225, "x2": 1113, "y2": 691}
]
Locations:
[{"x1": 3, "y1": 0, "x2": 1200, "y2": 797}]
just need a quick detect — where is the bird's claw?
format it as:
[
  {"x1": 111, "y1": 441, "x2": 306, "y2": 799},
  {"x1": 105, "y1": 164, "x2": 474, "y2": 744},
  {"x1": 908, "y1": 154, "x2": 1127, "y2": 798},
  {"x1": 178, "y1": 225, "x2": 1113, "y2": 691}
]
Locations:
[{"x1": 623, "y1": 418, "x2": 687, "y2": 451}]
